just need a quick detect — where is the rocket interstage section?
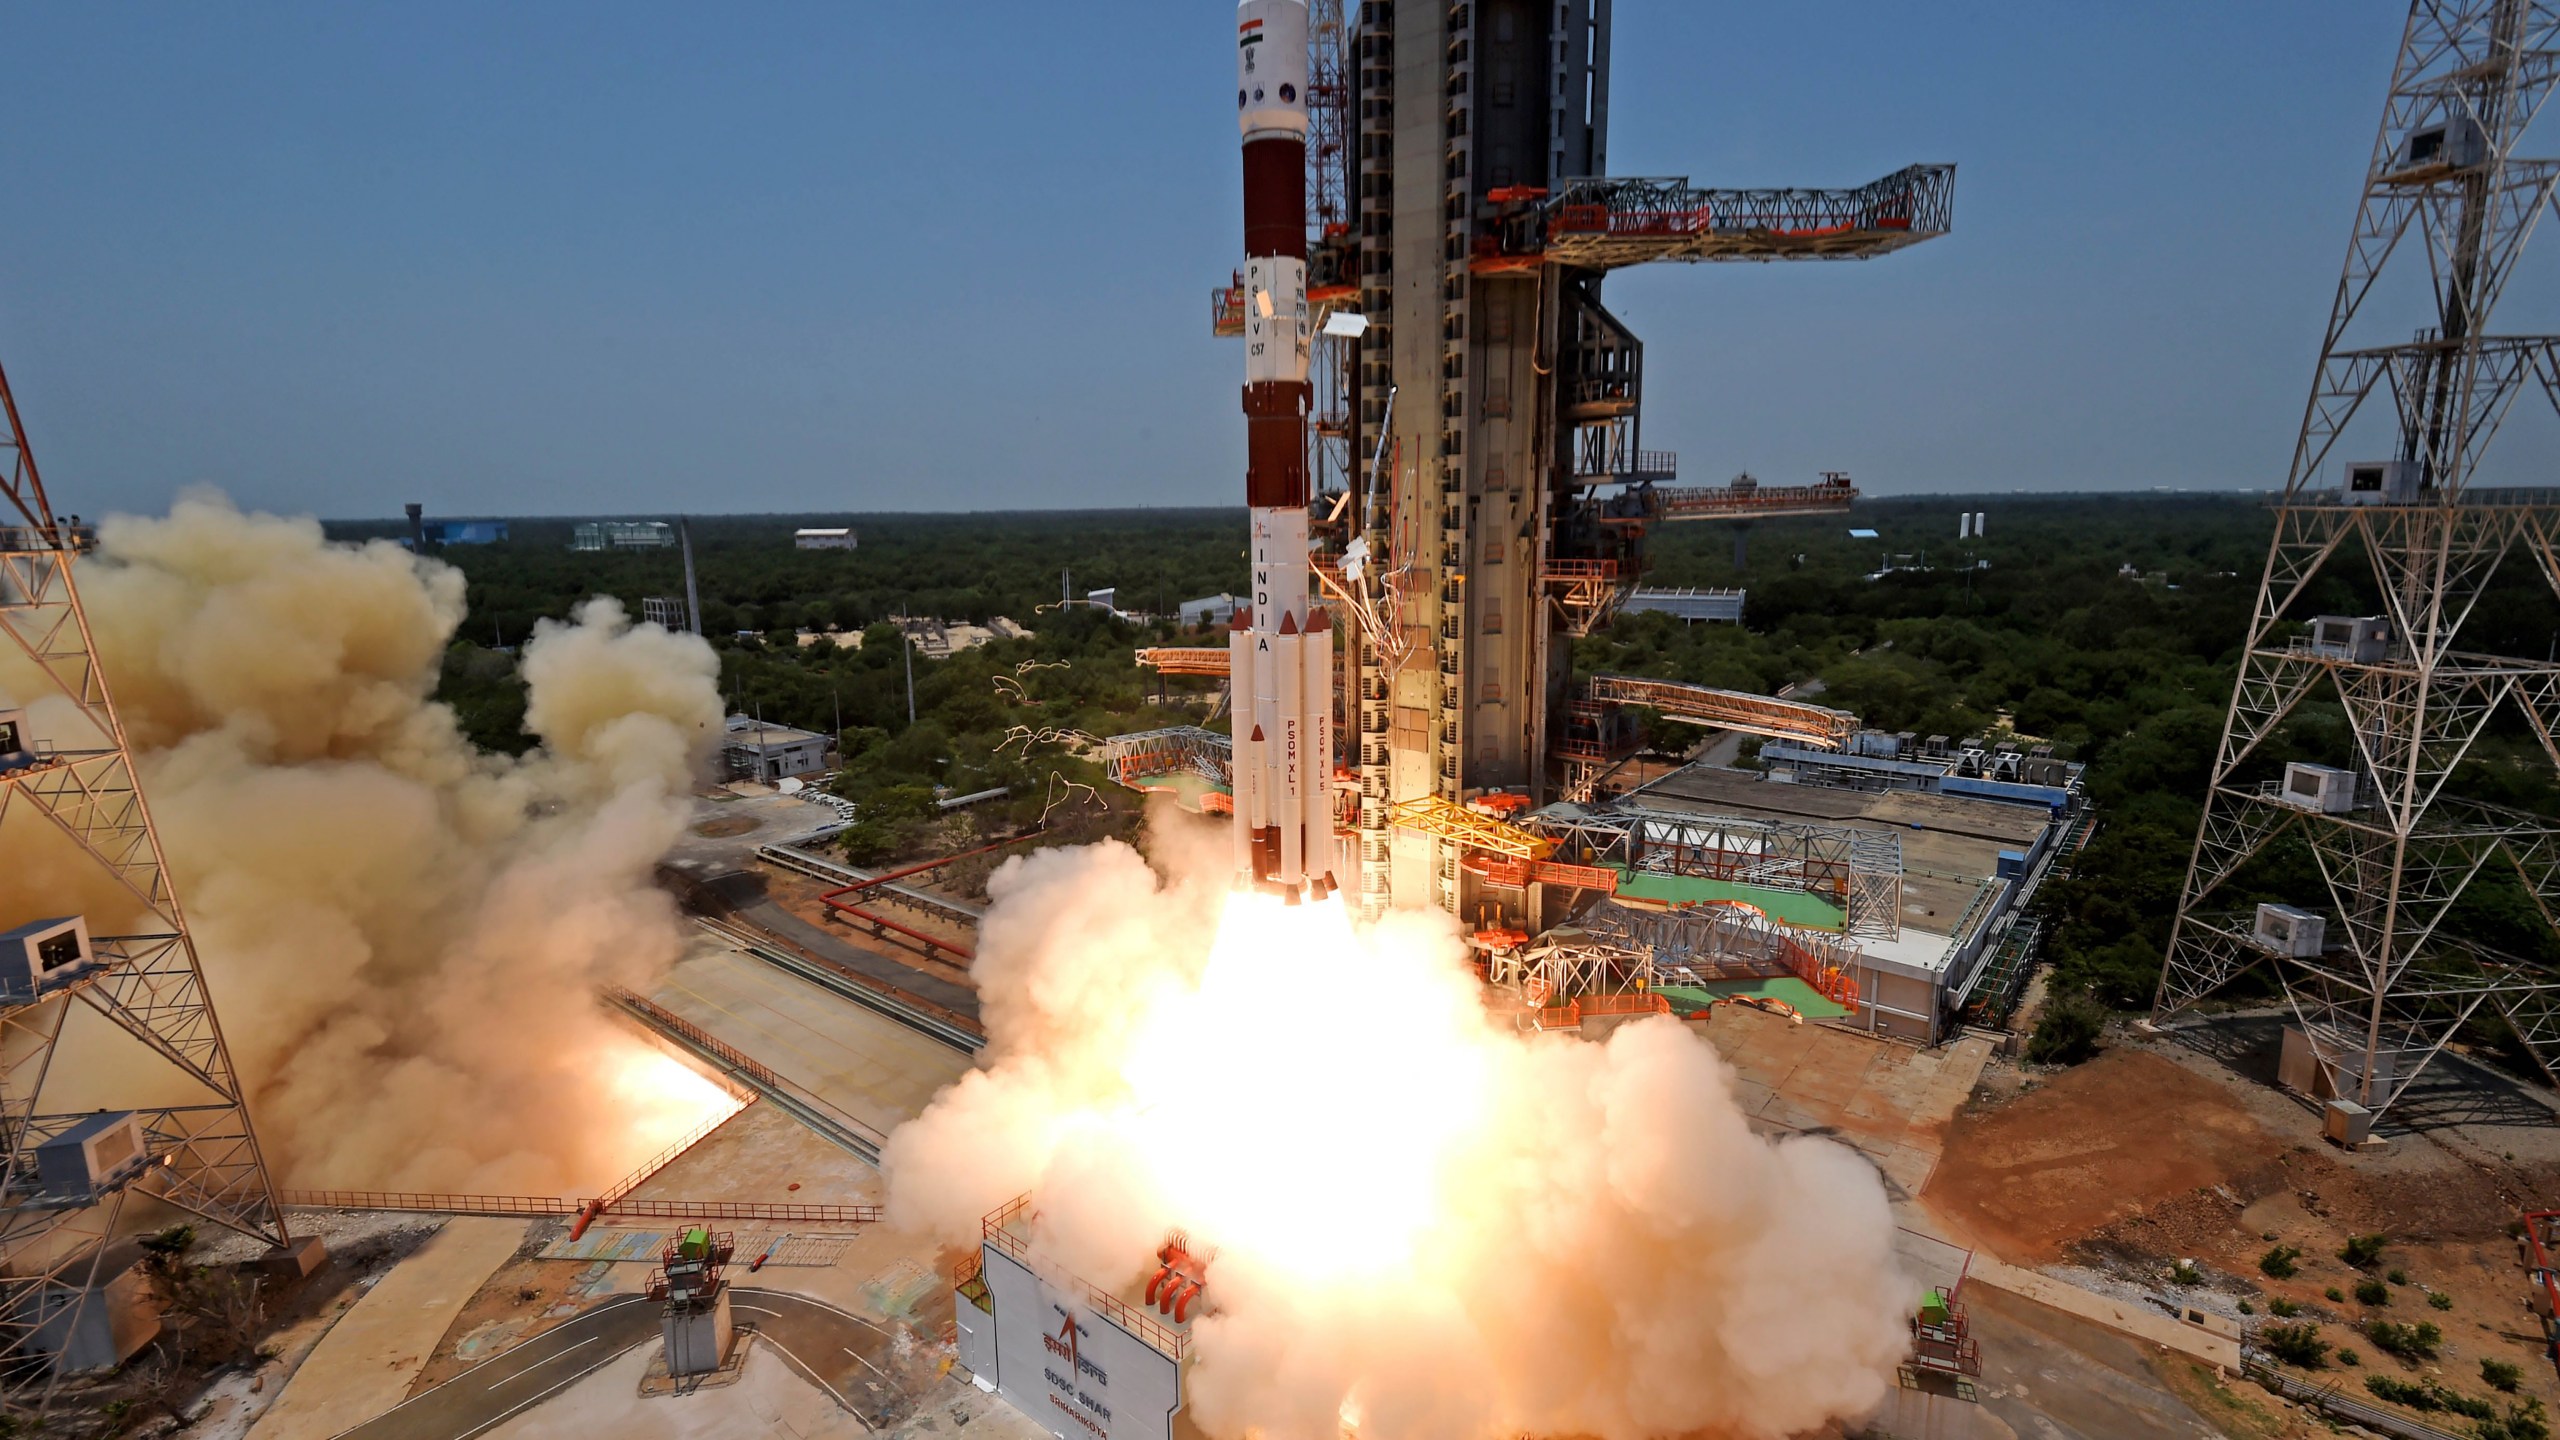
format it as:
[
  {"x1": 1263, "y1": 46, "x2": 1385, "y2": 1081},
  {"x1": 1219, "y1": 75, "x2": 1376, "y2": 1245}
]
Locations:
[{"x1": 1232, "y1": 0, "x2": 1332, "y2": 900}]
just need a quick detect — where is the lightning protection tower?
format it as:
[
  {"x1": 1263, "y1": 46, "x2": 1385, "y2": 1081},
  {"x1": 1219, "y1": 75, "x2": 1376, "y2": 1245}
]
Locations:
[
  {"x1": 2153, "y1": 1, "x2": 2560, "y2": 1131},
  {"x1": 0, "y1": 356, "x2": 286, "y2": 1403}
]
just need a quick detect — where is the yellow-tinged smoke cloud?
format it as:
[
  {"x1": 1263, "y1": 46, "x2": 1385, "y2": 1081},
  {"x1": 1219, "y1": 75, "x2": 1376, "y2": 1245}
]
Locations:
[
  {"x1": 1, "y1": 492, "x2": 734, "y2": 1192},
  {"x1": 885, "y1": 838, "x2": 1917, "y2": 1440}
]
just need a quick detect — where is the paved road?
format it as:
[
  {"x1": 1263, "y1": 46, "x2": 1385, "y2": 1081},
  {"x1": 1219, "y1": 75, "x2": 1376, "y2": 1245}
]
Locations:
[{"x1": 334, "y1": 1289, "x2": 906, "y2": 1440}]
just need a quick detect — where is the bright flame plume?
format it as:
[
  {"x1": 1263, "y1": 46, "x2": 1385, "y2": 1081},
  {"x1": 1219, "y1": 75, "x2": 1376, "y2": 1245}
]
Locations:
[{"x1": 886, "y1": 837, "x2": 1917, "y2": 1440}]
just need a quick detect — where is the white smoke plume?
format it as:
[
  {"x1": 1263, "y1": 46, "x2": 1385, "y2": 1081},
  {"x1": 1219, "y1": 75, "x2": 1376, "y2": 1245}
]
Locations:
[
  {"x1": 885, "y1": 836, "x2": 1916, "y2": 1440},
  {"x1": 1, "y1": 492, "x2": 733, "y2": 1192}
]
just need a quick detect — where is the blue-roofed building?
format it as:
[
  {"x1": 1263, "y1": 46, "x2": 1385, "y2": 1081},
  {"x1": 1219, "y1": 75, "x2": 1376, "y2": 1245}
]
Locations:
[{"x1": 417, "y1": 519, "x2": 509, "y2": 547}]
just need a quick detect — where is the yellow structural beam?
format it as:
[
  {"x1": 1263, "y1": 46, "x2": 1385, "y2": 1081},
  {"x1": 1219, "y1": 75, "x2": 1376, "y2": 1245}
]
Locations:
[{"x1": 1387, "y1": 797, "x2": 1555, "y2": 860}]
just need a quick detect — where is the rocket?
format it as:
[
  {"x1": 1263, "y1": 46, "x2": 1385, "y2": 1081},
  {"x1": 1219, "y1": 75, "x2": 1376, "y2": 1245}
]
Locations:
[{"x1": 1230, "y1": 0, "x2": 1335, "y2": 901}]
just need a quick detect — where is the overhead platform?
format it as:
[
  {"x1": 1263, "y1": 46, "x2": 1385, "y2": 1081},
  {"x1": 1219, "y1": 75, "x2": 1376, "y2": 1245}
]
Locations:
[
  {"x1": 1528, "y1": 164, "x2": 1956, "y2": 269},
  {"x1": 1585, "y1": 674, "x2": 1860, "y2": 751}
]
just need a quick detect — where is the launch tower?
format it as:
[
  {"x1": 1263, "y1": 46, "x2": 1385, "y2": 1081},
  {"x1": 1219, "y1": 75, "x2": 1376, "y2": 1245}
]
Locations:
[
  {"x1": 2152, "y1": 0, "x2": 2560, "y2": 1132},
  {"x1": 1309, "y1": 2, "x2": 1954, "y2": 918}
]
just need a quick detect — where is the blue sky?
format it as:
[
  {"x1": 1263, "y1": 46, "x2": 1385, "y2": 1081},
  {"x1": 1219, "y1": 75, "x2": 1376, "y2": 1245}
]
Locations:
[{"x1": 0, "y1": 2, "x2": 2470, "y2": 517}]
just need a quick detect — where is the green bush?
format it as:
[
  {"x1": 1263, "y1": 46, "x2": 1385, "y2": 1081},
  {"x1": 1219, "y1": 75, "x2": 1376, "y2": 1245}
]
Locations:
[
  {"x1": 2171, "y1": 1260, "x2": 2204, "y2": 1286},
  {"x1": 2355, "y1": 1278, "x2": 2390, "y2": 1306},
  {"x1": 2025, "y1": 989, "x2": 2109, "y2": 1066},
  {"x1": 2337, "y1": 1347, "x2": 2360, "y2": 1366},
  {"x1": 2259, "y1": 1322, "x2": 2329, "y2": 1368},
  {"x1": 2484, "y1": 1358, "x2": 2524, "y2": 1394},
  {"x1": 2340, "y1": 1234, "x2": 2389, "y2": 1269},
  {"x1": 2386, "y1": 1268, "x2": 2408, "y2": 1286},
  {"x1": 2365, "y1": 1374, "x2": 2438, "y2": 1410},
  {"x1": 2363, "y1": 1375, "x2": 2495, "y2": 1420},
  {"x1": 2364, "y1": 1319, "x2": 2442, "y2": 1361},
  {"x1": 2481, "y1": 1397, "x2": 2553, "y2": 1440},
  {"x1": 2427, "y1": 1290, "x2": 2453, "y2": 1311},
  {"x1": 2268, "y1": 1298, "x2": 2301, "y2": 1317},
  {"x1": 2259, "y1": 1244, "x2": 2302, "y2": 1279},
  {"x1": 2326, "y1": 1286, "x2": 2347, "y2": 1302}
]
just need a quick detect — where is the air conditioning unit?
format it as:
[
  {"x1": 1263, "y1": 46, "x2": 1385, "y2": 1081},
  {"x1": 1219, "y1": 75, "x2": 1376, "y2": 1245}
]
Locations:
[
  {"x1": 2396, "y1": 115, "x2": 2487, "y2": 175},
  {"x1": 34, "y1": 1112, "x2": 148, "y2": 1201},
  {"x1": 2309, "y1": 614, "x2": 2393, "y2": 663},
  {"x1": 0, "y1": 916, "x2": 93, "y2": 1002},
  {"x1": 2282, "y1": 762, "x2": 2358, "y2": 814},
  {"x1": 2342, "y1": 459, "x2": 2422, "y2": 505},
  {"x1": 2255, "y1": 903, "x2": 2326, "y2": 957}
]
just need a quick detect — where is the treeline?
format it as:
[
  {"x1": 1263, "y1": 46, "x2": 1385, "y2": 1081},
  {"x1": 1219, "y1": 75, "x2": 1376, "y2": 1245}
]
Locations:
[
  {"x1": 328, "y1": 510, "x2": 1249, "y2": 645},
  {"x1": 384, "y1": 493, "x2": 2560, "y2": 1016}
]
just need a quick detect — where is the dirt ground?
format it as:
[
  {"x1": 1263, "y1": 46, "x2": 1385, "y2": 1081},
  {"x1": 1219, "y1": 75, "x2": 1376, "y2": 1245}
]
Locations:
[{"x1": 1926, "y1": 1018, "x2": 2560, "y2": 1430}]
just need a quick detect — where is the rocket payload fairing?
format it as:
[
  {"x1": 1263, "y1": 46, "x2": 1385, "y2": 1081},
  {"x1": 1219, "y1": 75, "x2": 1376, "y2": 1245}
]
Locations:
[{"x1": 1231, "y1": 0, "x2": 1335, "y2": 900}]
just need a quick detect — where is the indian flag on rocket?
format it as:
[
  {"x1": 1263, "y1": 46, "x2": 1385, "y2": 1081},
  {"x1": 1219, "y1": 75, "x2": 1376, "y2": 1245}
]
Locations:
[{"x1": 1239, "y1": 17, "x2": 1264, "y2": 46}]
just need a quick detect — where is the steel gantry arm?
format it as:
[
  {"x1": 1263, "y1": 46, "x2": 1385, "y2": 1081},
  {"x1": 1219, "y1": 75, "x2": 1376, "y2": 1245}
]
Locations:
[{"x1": 1521, "y1": 164, "x2": 1956, "y2": 269}]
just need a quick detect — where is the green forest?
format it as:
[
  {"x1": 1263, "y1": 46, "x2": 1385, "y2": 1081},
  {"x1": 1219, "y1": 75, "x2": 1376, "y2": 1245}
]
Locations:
[{"x1": 349, "y1": 493, "x2": 2560, "y2": 1027}]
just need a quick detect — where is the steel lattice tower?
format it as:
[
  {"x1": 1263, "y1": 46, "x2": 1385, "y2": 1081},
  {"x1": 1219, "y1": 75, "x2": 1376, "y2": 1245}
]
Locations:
[
  {"x1": 2152, "y1": 1, "x2": 2560, "y2": 1124},
  {"x1": 0, "y1": 356, "x2": 285, "y2": 1402}
]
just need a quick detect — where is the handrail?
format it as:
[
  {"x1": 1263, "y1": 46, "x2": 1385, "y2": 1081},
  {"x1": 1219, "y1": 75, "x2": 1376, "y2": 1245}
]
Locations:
[{"x1": 982, "y1": 1194, "x2": 1189, "y2": 1360}]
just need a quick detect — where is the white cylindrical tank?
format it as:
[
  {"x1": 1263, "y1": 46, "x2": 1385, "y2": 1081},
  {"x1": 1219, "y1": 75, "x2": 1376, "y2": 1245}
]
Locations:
[{"x1": 1236, "y1": 0, "x2": 1310, "y2": 139}]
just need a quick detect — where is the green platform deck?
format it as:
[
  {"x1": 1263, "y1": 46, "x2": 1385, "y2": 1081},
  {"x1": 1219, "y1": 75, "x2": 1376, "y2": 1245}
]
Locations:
[
  {"x1": 1609, "y1": 869, "x2": 1846, "y2": 931},
  {"x1": 1658, "y1": 976, "x2": 1851, "y2": 1021},
  {"x1": 1132, "y1": 771, "x2": 1231, "y2": 813}
]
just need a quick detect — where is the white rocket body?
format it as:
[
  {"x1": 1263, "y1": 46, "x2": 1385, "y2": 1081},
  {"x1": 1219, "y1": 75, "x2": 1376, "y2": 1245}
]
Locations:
[{"x1": 1231, "y1": 0, "x2": 1334, "y2": 900}]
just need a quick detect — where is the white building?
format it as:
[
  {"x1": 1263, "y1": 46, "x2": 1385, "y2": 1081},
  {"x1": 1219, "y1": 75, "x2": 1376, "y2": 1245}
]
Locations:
[
  {"x1": 721, "y1": 716, "x2": 832, "y2": 783},
  {"x1": 794, "y1": 528, "x2": 857, "y2": 551},
  {"x1": 1178, "y1": 593, "x2": 1240, "y2": 628}
]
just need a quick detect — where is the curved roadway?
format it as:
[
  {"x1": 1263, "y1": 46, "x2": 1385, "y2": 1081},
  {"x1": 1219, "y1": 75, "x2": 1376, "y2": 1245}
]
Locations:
[{"x1": 332, "y1": 1288, "x2": 906, "y2": 1440}]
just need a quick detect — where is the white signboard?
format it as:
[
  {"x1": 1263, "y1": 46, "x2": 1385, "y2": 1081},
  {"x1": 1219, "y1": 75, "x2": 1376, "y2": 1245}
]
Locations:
[{"x1": 980, "y1": 1243, "x2": 1183, "y2": 1440}]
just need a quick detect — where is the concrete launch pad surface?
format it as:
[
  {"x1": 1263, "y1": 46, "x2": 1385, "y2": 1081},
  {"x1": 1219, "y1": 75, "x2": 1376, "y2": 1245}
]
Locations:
[
  {"x1": 248, "y1": 1217, "x2": 529, "y2": 1440},
  {"x1": 652, "y1": 938, "x2": 976, "y2": 1140}
]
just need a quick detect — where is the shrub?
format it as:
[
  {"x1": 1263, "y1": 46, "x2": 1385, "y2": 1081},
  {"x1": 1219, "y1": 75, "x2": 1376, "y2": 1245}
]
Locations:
[
  {"x1": 2337, "y1": 1347, "x2": 2360, "y2": 1366},
  {"x1": 2481, "y1": 1397, "x2": 2553, "y2": 1440},
  {"x1": 2266, "y1": 1297, "x2": 2300, "y2": 1317},
  {"x1": 2260, "y1": 1244, "x2": 2302, "y2": 1279},
  {"x1": 2171, "y1": 1260, "x2": 2204, "y2": 1286},
  {"x1": 2485, "y1": 1359, "x2": 2524, "y2": 1394},
  {"x1": 2356, "y1": 1278, "x2": 2391, "y2": 1306},
  {"x1": 2327, "y1": 1286, "x2": 2347, "y2": 1302},
  {"x1": 2427, "y1": 1291, "x2": 2453, "y2": 1311},
  {"x1": 2340, "y1": 1234, "x2": 2389, "y2": 1269},
  {"x1": 2259, "y1": 1322, "x2": 2329, "y2": 1368},
  {"x1": 2365, "y1": 1375, "x2": 2438, "y2": 1410},
  {"x1": 2026, "y1": 989, "x2": 2109, "y2": 1066},
  {"x1": 2364, "y1": 1319, "x2": 2443, "y2": 1361},
  {"x1": 2237, "y1": 1299, "x2": 2254, "y2": 1315},
  {"x1": 2362, "y1": 1376, "x2": 2495, "y2": 1420},
  {"x1": 2387, "y1": 1268, "x2": 2409, "y2": 1286}
]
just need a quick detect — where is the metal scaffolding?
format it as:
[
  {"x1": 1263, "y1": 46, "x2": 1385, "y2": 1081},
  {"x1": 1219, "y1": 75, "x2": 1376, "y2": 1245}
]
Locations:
[
  {"x1": 0, "y1": 356, "x2": 285, "y2": 1403},
  {"x1": 1525, "y1": 803, "x2": 1903, "y2": 940},
  {"x1": 2153, "y1": 1, "x2": 2560, "y2": 1123}
]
